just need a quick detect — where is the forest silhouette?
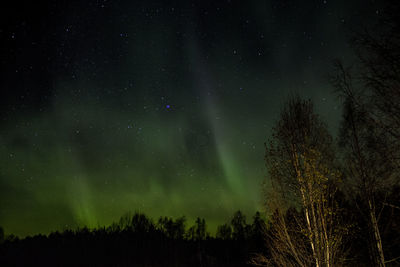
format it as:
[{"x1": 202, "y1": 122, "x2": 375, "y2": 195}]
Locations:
[
  {"x1": 0, "y1": 191, "x2": 399, "y2": 267},
  {"x1": 0, "y1": 211, "x2": 268, "y2": 266}
]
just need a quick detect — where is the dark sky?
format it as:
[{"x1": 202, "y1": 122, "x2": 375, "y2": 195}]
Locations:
[{"x1": 0, "y1": 0, "x2": 384, "y2": 236}]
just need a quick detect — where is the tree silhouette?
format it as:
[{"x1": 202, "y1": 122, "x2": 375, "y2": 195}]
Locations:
[
  {"x1": 216, "y1": 223, "x2": 232, "y2": 240},
  {"x1": 250, "y1": 212, "x2": 266, "y2": 243},
  {"x1": 331, "y1": 3, "x2": 400, "y2": 264},
  {"x1": 195, "y1": 217, "x2": 207, "y2": 241},
  {"x1": 231, "y1": 211, "x2": 248, "y2": 241},
  {"x1": 333, "y1": 64, "x2": 390, "y2": 266},
  {"x1": 184, "y1": 217, "x2": 207, "y2": 241},
  {"x1": 352, "y1": 1, "x2": 400, "y2": 166},
  {"x1": 251, "y1": 212, "x2": 266, "y2": 237},
  {"x1": 118, "y1": 212, "x2": 155, "y2": 233},
  {"x1": 157, "y1": 216, "x2": 186, "y2": 239}
]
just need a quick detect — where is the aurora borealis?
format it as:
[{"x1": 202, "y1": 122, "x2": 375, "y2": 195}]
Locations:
[{"x1": 0, "y1": 0, "x2": 384, "y2": 236}]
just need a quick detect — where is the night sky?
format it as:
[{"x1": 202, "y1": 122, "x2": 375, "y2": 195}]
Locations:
[{"x1": 0, "y1": 0, "x2": 384, "y2": 237}]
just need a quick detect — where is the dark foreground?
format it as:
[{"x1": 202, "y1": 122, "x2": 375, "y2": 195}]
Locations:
[
  {"x1": 0, "y1": 212, "x2": 267, "y2": 267},
  {"x1": 0, "y1": 235, "x2": 260, "y2": 267}
]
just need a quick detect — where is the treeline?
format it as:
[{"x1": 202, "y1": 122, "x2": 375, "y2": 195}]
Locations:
[
  {"x1": 0, "y1": 211, "x2": 268, "y2": 267},
  {"x1": 1, "y1": 186, "x2": 399, "y2": 267}
]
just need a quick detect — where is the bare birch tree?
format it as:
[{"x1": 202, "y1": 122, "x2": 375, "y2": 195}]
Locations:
[{"x1": 253, "y1": 96, "x2": 345, "y2": 267}]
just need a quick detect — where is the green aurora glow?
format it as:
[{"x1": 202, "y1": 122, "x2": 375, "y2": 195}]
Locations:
[{"x1": 0, "y1": 0, "x2": 383, "y2": 237}]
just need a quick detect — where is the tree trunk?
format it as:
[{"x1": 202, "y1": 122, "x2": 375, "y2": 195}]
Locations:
[{"x1": 368, "y1": 199, "x2": 385, "y2": 267}]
